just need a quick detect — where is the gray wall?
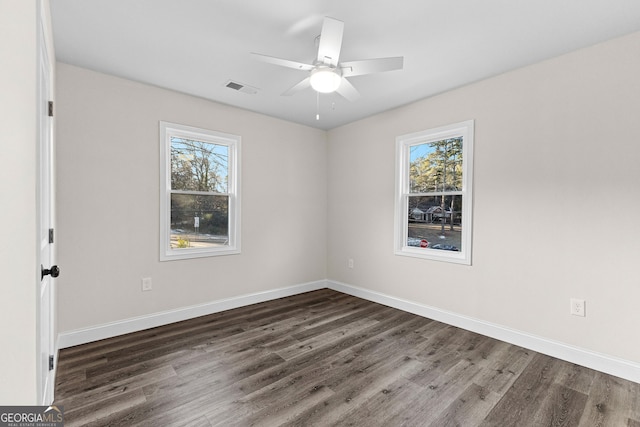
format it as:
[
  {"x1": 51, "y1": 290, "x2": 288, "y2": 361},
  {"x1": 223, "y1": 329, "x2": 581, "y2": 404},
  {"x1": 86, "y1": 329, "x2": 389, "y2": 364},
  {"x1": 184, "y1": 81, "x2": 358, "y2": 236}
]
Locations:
[
  {"x1": 55, "y1": 30, "x2": 640, "y2": 369},
  {"x1": 56, "y1": 63, "x2": 327, "y2": 332},
  {"x1": 327, "y1": 31, "x2": 640, "y2": 363}
]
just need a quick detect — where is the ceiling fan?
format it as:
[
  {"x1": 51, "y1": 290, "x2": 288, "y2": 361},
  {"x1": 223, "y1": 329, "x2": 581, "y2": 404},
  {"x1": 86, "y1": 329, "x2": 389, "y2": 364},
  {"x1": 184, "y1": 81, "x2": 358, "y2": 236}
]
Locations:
[{"x1": 251, "y1": 17, "x2": 403, "y2": 102}]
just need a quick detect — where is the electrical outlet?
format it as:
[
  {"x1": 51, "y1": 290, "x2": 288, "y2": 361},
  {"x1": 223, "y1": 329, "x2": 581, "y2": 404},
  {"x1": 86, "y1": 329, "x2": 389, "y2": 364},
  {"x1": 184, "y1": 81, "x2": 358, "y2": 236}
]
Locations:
[
  {"x1": 570, "y1": 298, "x2": 585, "y2": 317},
  {"x1": 142, "y1": 277, "x2": 152, "y2": 291},
  {"x1": 348, "y1": 258, "x2": 354, "y2": 269}
]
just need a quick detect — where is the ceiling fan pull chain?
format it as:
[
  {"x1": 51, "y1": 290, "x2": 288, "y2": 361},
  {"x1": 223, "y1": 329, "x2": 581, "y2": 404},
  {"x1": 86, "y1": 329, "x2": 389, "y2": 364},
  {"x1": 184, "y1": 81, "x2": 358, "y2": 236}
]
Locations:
[{"x1": 316, "y1": 91, "x2": 320, "y2": 121}]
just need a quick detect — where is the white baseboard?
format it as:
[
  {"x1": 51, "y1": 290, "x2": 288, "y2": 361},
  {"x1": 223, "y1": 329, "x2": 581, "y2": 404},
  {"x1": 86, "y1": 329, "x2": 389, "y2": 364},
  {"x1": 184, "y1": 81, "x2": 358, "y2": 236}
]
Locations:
[
  {"x1": 57, "y1": 280, "x2": 326, "y2": 349},
  {"x1": 326, "y1": 280, "x2": 640, "y2": 384},
  {"x1": 57, "y1": 278, "x2": 640, "y2": 384}
]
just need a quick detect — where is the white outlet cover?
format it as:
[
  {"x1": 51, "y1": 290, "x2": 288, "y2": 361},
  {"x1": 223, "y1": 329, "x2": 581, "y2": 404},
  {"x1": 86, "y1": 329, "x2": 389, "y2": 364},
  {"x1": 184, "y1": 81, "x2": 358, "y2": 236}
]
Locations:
[{"x1": 570, "y1": 298, "x2": 585, "y2": 316}]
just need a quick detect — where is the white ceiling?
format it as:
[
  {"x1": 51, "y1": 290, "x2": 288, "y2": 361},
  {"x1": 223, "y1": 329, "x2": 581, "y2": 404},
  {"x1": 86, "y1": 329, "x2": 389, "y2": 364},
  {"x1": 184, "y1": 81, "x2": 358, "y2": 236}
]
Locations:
[{"x1": 51, "y1": 0, "x2": 640, "y2": 130}]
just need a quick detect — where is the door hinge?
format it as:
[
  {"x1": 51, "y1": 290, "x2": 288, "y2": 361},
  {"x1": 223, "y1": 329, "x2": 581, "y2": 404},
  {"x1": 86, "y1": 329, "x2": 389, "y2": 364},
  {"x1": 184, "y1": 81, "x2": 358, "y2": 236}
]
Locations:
[
  {"x1": 48, "y1": 101, "x2": 54, "y2": 117},
  {"x1": 49, "y1": 355, "x2": 54, "y2": 371},
  {"x1": 49, "y1": 228, "x2": 54, "y2": 244}
]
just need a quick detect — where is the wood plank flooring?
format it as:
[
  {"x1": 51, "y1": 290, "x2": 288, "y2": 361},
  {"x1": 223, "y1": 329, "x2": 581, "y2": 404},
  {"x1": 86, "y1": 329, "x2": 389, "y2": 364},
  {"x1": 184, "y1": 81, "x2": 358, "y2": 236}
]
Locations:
[{"x1": 54, "y1": 289, "x2": 640, "y2": 426}]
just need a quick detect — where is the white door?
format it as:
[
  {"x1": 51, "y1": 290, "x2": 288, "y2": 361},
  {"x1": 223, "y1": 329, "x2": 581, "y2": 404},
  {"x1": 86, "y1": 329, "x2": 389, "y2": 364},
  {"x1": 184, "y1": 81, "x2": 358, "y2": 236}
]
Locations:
[{"x1": 38, "y1": 4, "x2": 56, "y2": 405}]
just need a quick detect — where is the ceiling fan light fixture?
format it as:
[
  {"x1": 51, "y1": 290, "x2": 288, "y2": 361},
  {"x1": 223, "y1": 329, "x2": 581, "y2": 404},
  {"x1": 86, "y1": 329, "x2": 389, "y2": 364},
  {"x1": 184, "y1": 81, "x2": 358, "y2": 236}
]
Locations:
[{"x1": 310, "y1": 67, "x2": 341, "y2": 93}]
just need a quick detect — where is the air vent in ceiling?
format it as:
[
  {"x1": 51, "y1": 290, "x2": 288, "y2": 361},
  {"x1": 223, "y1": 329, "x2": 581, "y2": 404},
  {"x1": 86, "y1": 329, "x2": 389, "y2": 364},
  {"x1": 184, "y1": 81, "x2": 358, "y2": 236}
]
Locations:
[{"x1": 224, "y1": 80, "x2": 258, "y2": 95}]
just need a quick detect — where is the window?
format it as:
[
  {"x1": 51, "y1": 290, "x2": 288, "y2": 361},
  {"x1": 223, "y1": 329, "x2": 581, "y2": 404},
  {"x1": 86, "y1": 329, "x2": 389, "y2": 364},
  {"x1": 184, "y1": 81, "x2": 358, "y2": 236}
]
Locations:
[
  {"x1": 394, "y1": 120, "x2": 474, "y2": 264},
  {"x1": 160, "y1": 121, "x2": 240, "y2": 260}
]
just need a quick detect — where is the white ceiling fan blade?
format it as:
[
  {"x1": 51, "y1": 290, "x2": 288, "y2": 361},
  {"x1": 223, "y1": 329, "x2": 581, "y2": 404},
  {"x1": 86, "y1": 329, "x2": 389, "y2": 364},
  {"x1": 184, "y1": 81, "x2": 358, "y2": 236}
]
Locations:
[
  {"x1": 335, "y1": 77, "x2": 360, "y2": 102},
  {"x1": 341, "y1": 57, "x2": 404, "y2": 77},
  {"x1": 282, "y1": 77, "x2": 311, "y2": 96},
  {"x1": 317, "y1": 17, "x2": 344, "y2": 67},
  {"x1": 250, "y1": 53, "x2": 314, "y2": 71}
]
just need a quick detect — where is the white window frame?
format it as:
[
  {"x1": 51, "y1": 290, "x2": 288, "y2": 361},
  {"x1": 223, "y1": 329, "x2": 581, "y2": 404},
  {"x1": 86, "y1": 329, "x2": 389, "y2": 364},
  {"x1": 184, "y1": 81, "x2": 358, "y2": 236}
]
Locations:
[
  {"x1": 159, "y1": 121, "x2": 241, "y2": 261},
  {"x1": 394, "y1": 120, "x2": 474, "y2": 265}
]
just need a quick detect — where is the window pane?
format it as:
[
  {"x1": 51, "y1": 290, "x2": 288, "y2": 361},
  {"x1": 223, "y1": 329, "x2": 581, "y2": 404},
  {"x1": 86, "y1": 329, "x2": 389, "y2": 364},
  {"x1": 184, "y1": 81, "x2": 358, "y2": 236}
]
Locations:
[
  {"x1": 407, "y1": 195, "x2": 462, "y2": 251},
  {"x1": 409, "y1": 137, "x2": 463, "y2": 193},
  {"x1": 170, "y1": 194, "x2": 229, "y2": 249},
  {"x1": 171, "y1": 137, "x2": 228, "y2": 193}
]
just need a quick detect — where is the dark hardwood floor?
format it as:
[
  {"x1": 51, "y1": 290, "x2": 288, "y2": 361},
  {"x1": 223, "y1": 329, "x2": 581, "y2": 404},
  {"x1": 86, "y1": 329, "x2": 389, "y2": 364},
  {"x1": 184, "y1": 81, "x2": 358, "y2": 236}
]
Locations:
[{"x1": 54, "y1": 289, "x2": 640, "y2": 426}]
